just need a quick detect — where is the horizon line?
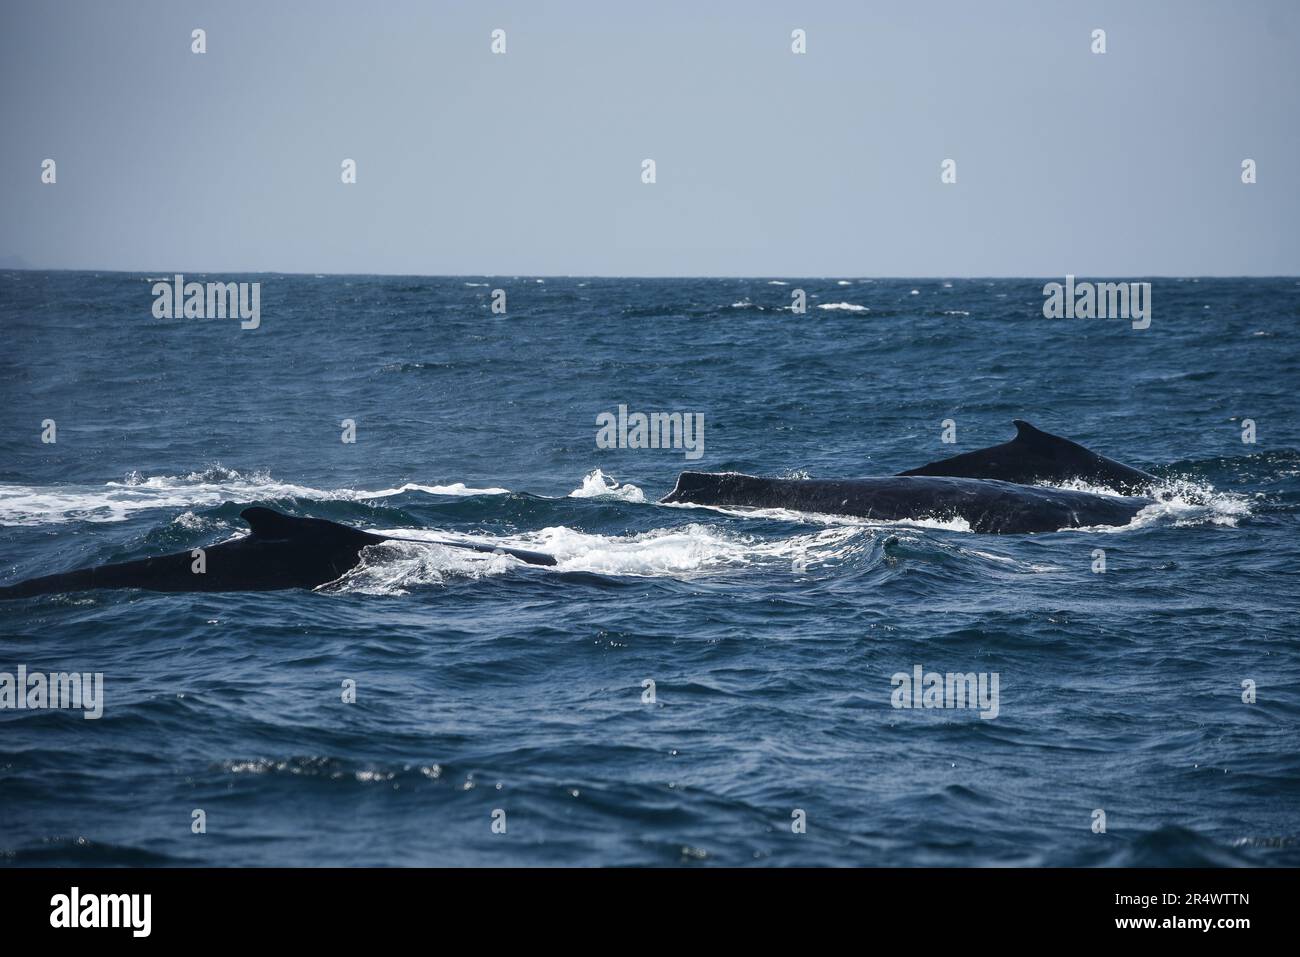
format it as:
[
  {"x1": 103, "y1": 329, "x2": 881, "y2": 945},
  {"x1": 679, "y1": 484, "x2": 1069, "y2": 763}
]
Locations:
[{"x1": 4, "y1": 267, "x2": 1299, "y2": 281}]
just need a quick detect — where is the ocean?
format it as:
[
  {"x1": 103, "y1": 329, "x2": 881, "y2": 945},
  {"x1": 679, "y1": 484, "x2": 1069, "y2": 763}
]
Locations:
[{"x1": 1, "y1": 271, "x2": 1297, "y2": 866}]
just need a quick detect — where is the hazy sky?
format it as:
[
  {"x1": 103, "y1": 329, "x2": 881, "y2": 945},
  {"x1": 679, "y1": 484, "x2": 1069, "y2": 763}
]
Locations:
[{"x1": 1, "y1": 0, "x2": 1296, "y2": 276}]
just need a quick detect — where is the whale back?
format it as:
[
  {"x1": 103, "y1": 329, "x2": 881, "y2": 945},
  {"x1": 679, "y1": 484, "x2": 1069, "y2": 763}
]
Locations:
[
  {"x1": 0, "y1": 508, "x2": 389, "y2": 599},
  {"x1": 896, "y1": 420, "x2": 1155, "y2": 492},
  {"x1": 661, "y1": 471, "x2": 1150, "y2": 533},
  {"x1": 239, "y1": 506, "x2": 385, "y2": 548}
]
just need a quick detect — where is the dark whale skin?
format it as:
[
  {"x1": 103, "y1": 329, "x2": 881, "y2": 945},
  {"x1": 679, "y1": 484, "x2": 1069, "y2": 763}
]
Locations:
[
  {"x1": 898, "y1": 420, "x2": 1156, "y2": 494},
  {"x1": 0, "y1": 508, "x2": 387, "y2": 599},
  {"x1": 0, "y1": 507, "x2": 558, "y2": 600},
  {"x1": 661, "y1": 472, "x2": 1151, "y2": 534},
  {"x1": 0, "y1": 422, "x2": 1159, "y2": 598}
]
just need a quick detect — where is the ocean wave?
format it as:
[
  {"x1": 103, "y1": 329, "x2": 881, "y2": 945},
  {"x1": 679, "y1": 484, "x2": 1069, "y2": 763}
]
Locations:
[
  {"x1": 1042, "y1": 477, "x2": 1251, "y2": 530},
  {"x1": 539, "y1": 523, "x2": 851, "y2": 577},
  {"x1": 817, "y1": 302, "x2": 869, "y2": 312},
  {"x1": 567, "y1": 469, "x2": 646, "y2": 503},
  {"x1": 0, "y1": 470, "x2": 510, "y2": 525},
  {"x1": 325, "y1": 520, "x2": 878, "y2": 593},
  {"x1": 373, "y1": 482, "x2": 511, "y2": 498},
  {"x1": 218, "y1": 756, "x2": 446, "y2": 784},
  {"x1": 323, "y1": 538, "x2": 520, "y2": 594}
]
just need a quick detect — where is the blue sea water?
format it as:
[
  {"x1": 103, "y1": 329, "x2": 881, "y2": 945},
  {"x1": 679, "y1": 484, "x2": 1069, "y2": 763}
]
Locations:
[{"x1": 1, "y1": 271, "x2": 1297, "y2": 867}]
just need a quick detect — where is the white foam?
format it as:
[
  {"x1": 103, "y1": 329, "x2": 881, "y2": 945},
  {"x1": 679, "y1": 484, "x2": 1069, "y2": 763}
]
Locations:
[
  {"x1": 1041, "y1": 477, "x2": 1250, "y2": 531},
  {"x1": 660, "y1": 499, "x2": 973, "y2": 532},
  {"x1": 327, "y1": 539, "x2": 517, "y2": 594},
  {"x1": 538, "y1": 522, "x2": 869, "y2": 577},
  {"x1": 817, "y1": 302, "x2": 869, "y2": 312},
  {"x1": 171, "y1": 510, "x2": 210, "y2": 532},
  {"x1": 965, "y1": 547, "x2": 1060, "y2": 573},
  {"x1": 0, "y1": 469, "x2": 511, "y2": 526},
  {"x1": 322, "y1": 519, "x2": 875, "y2": 593},
  {"x1": 365, "y1": 482, "x2": 510, "y2": 498},
  {"x1": 567, "y1": 469, "x2": 646, "y2": 503}
]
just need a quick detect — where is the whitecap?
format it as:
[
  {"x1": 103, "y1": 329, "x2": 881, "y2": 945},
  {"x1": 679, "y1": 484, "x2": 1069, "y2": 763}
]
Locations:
[
  {"x1": 331, "y1": 518, "x2": 881, "y2": 589},
  {"x1": 1043, "y1": 477, "x2": 1250, "y2": 531},
  {"x1": 0, "y1": 471, "x2": 510, "y2": 525},
  {"x1": 567, "y1": 469, "x2": 646, "y2": 503}
]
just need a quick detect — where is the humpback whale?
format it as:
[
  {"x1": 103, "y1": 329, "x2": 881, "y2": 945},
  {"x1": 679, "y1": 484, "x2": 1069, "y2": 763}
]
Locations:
[
  {"x1": 0, "y1": 507, "x2": 555, "y2": 600},
  {"x1": 661, "y1": 421, "x2": 1157, "y2": 532},
  {"x1": 1, "y1": 421, "x2": 1160, "y2": 599},
  {"x1": 897, "y1": 420, "x2": 1155, "y2": 493},
  {"x1": 661, "y1": 473, "x2": 1150, "y2": 533}
]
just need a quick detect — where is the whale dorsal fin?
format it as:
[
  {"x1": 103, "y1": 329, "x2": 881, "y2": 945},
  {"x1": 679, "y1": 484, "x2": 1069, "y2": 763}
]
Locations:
[
  {"x1": 241, "y1": 506, "x2": 311, "y2": 539},
  {"x1": 1013, "y1": 419, "x2": 1044, "y2": 439},
  {"x1": 239, "y1": 507, "x2": 384, "y2": 548},
  {"x1": 1011, "y1": 419, "x2": 1082, "y2": 452},
  {"x1": 898, "y1": 420, "x2": 1155, "y2": 491}
]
